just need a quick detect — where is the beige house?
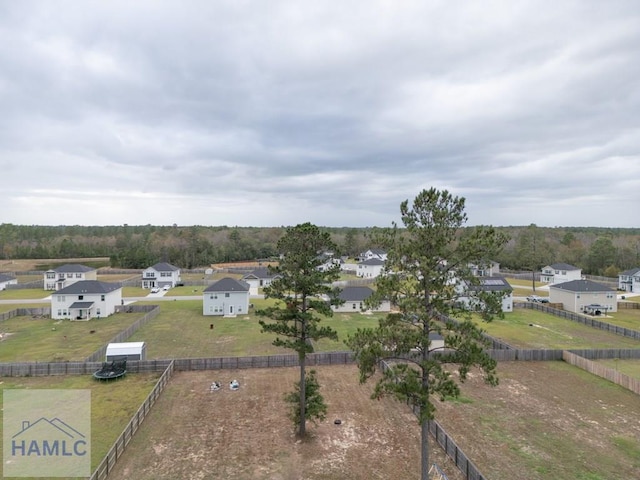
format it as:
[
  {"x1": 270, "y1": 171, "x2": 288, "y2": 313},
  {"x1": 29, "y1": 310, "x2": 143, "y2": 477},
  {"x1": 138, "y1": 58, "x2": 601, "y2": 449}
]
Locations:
[
  {"x1": 549, "y1": 279, "x2": 617, "y2": 315},
  {"x1": 44, "y1": 264, "x2": 98, "y2": 291}
]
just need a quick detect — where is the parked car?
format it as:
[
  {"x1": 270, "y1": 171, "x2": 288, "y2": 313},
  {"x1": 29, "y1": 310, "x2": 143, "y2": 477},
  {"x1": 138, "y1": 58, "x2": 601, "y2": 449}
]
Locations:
[
  {"x1": 526, "y1": 295, "x2": 549, "y2": 303},
  {"x1": 150, "y1": 287, "x2": 160, "y2": 293}
]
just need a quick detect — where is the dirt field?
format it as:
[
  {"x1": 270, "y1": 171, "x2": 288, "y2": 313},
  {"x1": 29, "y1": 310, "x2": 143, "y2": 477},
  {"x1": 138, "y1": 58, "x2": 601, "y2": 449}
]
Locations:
[
  {"x1": 109, "y1": 365, "x2": 464, "y2": 480},
  {"x1": 0, "y1": 257, "x2": 110, "y2": 272}
]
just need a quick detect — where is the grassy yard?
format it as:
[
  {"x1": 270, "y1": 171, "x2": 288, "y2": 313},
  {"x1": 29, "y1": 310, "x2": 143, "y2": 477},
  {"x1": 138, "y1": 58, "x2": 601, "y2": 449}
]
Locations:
[
  {"x1": 0, "y1": 312, "x2": 149, "y2": 362},
  {"x1": 126, "y1": 299, "x2": 381, "y2": 359},
  {"x1": 597, "y1": 359, "x2": 640, "y2": 379},
  {"x1": 472, "y1": 309, "x2": 640, "y2": 349},
  {"x1": 600, "y1": 308, "x2": 640, "y2": 331},
  {"x1": 0, "y1": 289, "x2": 51, "y2": 300},
  {"x1": 0, "y1": 373, "x2": 160, "y2": 471}
]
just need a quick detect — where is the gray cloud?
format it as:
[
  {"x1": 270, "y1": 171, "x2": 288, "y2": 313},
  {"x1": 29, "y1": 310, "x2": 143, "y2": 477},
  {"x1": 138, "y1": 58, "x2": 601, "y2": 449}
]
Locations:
[{"x1": 1, "y1": 0, "x2": 639, "y2": 227}]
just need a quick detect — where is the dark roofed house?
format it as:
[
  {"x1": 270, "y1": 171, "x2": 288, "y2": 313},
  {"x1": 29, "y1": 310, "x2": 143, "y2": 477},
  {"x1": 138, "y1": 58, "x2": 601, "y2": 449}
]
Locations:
[
  {"x1": 549, "y1": 279, "x2": 616, "y2": 314},
  {"x1": 51, "y1": 280, "x2": 122, "y2": 320},
  {"x1": 331, "y1": 286, "x2": 391, "y2": 313},
  {"x1": 540, "y1": 263, "x2": 582, "y2": 285},
  {"x1": 241, "y1": 267, "x2": 281, "y2": 294},
  {"x1": 43, "y1": 264, "x2": 98, "y2": 291},
  {"x1": 203, "y1": 277, "x2": 250, "y2": 317},
  {"x1": 618, "y1": 267, "x2": 640, "y2": 293},
  {"x1": 0, "y1": 273, "x2": 17, "y2": 291},
  {"x1": 459, "y1": 276, "x2": 513, "y2": 312}
]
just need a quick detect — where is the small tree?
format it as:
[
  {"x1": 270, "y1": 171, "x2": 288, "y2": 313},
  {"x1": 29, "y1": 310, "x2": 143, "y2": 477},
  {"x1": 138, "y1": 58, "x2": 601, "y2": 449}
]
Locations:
[
  {"x1": 347, "y1": 188, "x2": 509, "y2": 480},
  {"x1": 283, "y1": 369, "x2": 327, "y2": 430},
  {"x1": 257, "y1": 222, "x2": 342, "y2": 438}
]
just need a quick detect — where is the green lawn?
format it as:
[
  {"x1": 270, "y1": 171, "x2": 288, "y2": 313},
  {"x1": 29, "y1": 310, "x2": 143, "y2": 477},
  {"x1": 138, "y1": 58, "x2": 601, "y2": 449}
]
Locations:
[
  {"x1": 0, "y1": 312, "x2": 149, "y2": 362},
  {"x1": 0, "y1": 289, "x2": 50, "y2": 300},
  {"x1": 597, "y1": 359, "x2": 640, "y2": 379},
  {"x1": 0, "y1": 373, "x2": 160, "y2": 471},
  {"x1": 471, "y1": 309, "x2": 640, "y2": 350},
  {"x1": 601, "y1": 308, "x2": 640, "y2": 331},
  {"x1": 126, "y1": 299, "x2": 381, "y2": 359}
]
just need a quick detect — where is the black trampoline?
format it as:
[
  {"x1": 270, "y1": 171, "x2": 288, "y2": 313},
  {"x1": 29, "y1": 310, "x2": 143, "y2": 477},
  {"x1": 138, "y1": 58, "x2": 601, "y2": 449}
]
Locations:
[{"x1": 93, "y1": 360, "x2": 127, "y2": 380}]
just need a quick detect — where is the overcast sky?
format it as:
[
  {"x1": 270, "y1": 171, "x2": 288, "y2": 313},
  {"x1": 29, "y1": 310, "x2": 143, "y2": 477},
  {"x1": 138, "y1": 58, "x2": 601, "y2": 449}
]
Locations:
[{"x1": 1, "y1": 1, "x2": 639, "y2": 228}]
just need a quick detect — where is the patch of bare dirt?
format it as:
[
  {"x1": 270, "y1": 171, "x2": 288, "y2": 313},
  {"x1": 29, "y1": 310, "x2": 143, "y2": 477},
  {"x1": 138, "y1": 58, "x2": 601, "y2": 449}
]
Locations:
[{"x1": 109, "y1": 365, "x2": 464, "y2": 480}]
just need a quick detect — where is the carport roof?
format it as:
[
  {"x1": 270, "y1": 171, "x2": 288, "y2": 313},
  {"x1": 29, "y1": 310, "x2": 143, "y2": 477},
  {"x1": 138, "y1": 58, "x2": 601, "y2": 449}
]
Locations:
[{"x1": 68, "y1": 301, "x2": 95, "y2": 309}]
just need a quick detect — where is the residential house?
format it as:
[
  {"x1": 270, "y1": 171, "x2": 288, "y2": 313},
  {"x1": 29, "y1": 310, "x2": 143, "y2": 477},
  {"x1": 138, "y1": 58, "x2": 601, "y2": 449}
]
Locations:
[
  {"x1": 540, "y1": 263, "x2": 582, "y2": 285},
  {"x1": 618, "y1": 267, "x2": 640, "y2": 293},
  {"x1": 142, "y1": 262, "x2": 181, "y2": 289},
  {"x1": 51, "y1": 280, "x2": 122, "y2": 320},
  {"x1": 331, "y1": 286, "x2": 391, "y2": 313},
  {"x1": 241, "y1": 267, "x2": 281, "y2": 295},
  {"x1": 549, "y1": 279, "x2": 617, "y2": 314},
  {"x1": 44, "y1": 264, "x2": 97, "y2": 291},
  {"x1": 316, "y1": 251, "x2": 343, "y2": 272},
  {"x1": 468, "y1": 261, "x2": 500, "y2": 277},
  {"x1": 358, "y1": 248, "x2": 387, "y2": 263},
  {"x1": 458, "y1": 276, "x2": 513, "y2": 312},
  {"x1": 356, "y1": 258, "x2": 386, "y2": 278},
  {"x1": 203, "y1": 277, "x2": 250, "y2": 316},
  {"x1": 0, "y1": 274, "x2": 17, "y2": 290}
]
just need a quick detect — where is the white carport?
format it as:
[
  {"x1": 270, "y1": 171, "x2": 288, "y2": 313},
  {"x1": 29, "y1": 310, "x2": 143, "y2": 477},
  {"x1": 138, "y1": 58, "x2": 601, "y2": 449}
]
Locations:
[{"x1": 105, "y1": 342, "x2": 146, "y2": 361}]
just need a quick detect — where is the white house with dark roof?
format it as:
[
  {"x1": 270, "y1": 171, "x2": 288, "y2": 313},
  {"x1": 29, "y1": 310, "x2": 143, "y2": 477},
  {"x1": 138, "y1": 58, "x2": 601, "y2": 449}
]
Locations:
[
  {"x1": 358, "y1": 248, "x2": 387, "y2": 263},
  {"x1": 357, "y1": 258, "x2": 386, "y2": 278},
  {"x1": 51, "y1": 280, "x2": 122, "y2": 320},
  {"x1": 44, "y1": 264, "x2": 98, "y2": 291},
  {"x1": 458, "y1": 276, "x2": 513, "y2": 312},
  {"x1": 549, "y1": 279, "x2": 617, "y2": 314},
  {"x1": 331, "y1": 286, "x2": 391, "y2": 313},
  {"x1": 142, "y1": 262, "x2": 181, "y2": 289},
  {"x1": 468, "y1": 261, "x2": 500, "y2": 277},
  {"x1": 241, "y1": 267, "x2": 281, "y2": 295},
  {"x1": 203, "y1": 277, "x2": 250, "y2": 316},
  {"x1": 0, "y1": 274, "x2": 17, "y2": 290},
  {"x1": 618, "y1": 267, "x2": 640, "y2": 293},
  {"x1": 540, "y1": 263, "x2": 582, "y2": 285}
]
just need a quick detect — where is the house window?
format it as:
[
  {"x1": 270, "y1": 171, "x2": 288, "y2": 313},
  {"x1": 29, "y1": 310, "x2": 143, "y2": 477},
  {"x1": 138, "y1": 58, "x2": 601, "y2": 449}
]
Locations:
[
  {"x1": 101, "y1": 295, "x2": 105, "y2": 301},
  {"x1": 57, "y1": 296, "x2": 64, "y2": 301},
  {"x1": 67, "y1": 273, "x2": 73, "y2": 278},
  {"x1": 57, "y1": 309, "x2": 62, "y2": 316},
  {"x1": 576, "y1": 295, "x2": 580, "y2": 299},
  {"x1": 76, "y1": 273, "x2": 82, "y2": 278},
  {"x1": 96, "y1": 308, "x2": 101, "y2": 315},
  {"x1": 352, "y1": 303, "x2": 357, "y2": 309},
  {"x1": 78, "y1": 295, "x2": 83, "y2": 300},
  {"x1": 238, "y1": 306, "x2": 242, "y2": 312},
  {"x1": 555, "y1": 270, "x2": 559, "y2": 274},
  {"x1": 561, "y1": 271, "x2": 566, "y2": 275},
  {"x1": 225, "y1": 293, "x2": 230, "y2": 297}
]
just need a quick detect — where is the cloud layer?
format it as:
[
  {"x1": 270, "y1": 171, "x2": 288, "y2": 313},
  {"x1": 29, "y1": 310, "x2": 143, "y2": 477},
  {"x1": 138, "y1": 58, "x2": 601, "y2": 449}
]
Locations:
[{"x1": 1, "y1": 1, "x2": 639, "y2": 227}]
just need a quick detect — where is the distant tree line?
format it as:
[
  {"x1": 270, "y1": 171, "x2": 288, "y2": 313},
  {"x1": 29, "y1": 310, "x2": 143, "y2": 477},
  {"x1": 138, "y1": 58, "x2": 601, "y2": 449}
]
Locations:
[{"x1": 0, "y1": 223, "x2": 638, "y2": 275}]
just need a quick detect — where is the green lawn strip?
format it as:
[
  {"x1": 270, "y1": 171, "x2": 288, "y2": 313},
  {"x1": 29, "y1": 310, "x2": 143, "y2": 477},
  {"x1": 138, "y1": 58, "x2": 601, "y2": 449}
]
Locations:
[
  {"x1": 126, "y1": 299, "x2": 381, "y2": 358},
  {"x1": 122, "y1": 286, "x2": 148, "y2": 297},
  {"x1": 448, "y1": 361, "x2": 640, "y2": 480},
  {"x1": 0, "y1": 373, "x2": 160, "y2": 471},
  {"x1": 0, "y1": 289, "x2": 51, "y2": 300},
  {"x1": 596, "y1": 359, "x2": 640, "y2": 379},
  {"x1": 97, "y1": 274, "x2": 139, "y2": 283},
  {"x1": 470, "y1": 309, "x2": 640, "y2": 349},
  {"x1": 16, "y1": 275, "x2": 41, "y2": 283},
  {"x1": 0, "y1": 312, "x2": 148, "y2": 362},
  {"x1": 599, "y1": 308, "x2": 640, "y2": 330}
]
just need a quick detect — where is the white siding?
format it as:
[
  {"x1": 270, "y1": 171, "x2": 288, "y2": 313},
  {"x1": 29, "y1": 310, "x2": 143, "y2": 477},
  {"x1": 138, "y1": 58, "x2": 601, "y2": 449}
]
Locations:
[{"x1": 203, "y1": 290, "x2": 250, "y2": 316}]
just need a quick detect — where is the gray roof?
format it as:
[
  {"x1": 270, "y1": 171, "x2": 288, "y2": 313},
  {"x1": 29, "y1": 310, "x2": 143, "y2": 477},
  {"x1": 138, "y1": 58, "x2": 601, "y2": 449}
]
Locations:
[
  {"x1": 339, "y1": 286, "x2": 374, "y2": 302},
  {"x1": 468, "y1": 276, "x2": 512, "y2": 292},
  {"x1": 0, "y1": 274, "x2": 16, "y2": 283},
  {"x1": 68, "y1": 301, "x2": 95, "y2": 309},
  {"x1": 149, "y1": 262, "x2": 180, "y2": 272},
  {"x1": 361, "y1": 258, "x2": 385, "y2": 266},
  {"x1": 546, "y1": 263, "x2": 580, "y2": 271},
  {"x1": 620, "y1": 267, "x2": 640, "y2": 277},
  {"x1": 49, "y1": 264, "x2": 96, "y2": 273},
  {"x1": 242, "y1": 267, "x2": 280, "y2": 280},
  {"x1": 204, "y1": 277, "x2": 250, "y2": 293},
  {"x1": 549, "y1": 279, "x2": 614, "y2": 293},
  {"x1": 55, "y1": 280, "x2": 121, "y2": 295}
]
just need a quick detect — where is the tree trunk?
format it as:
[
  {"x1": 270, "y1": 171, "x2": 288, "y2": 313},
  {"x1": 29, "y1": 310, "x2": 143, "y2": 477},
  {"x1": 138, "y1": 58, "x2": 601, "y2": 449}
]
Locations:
[
  {"x1": 421, "y1": 419, "x2": 430, "y2": 480},
  {"x1": 299, "y1": 354, "x2": 306, "y2": 437}
]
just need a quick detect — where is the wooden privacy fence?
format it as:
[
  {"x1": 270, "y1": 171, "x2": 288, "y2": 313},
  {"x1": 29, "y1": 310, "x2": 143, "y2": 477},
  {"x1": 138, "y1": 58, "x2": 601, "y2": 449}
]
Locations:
[
  {"x1": 90, "y1": 360, "x2": 175, "y2": 480},
  {"x1": 379, "y1": 360, "x2": 486, "y2": 480},
  {"x1": 563, "y1": 351, "x2": 640, "y2": 395},
  {"x1": 618, "y1": 301, "x2": 640, "y2": 309},
  {"x1": 172, "y1": 351, "x2": 354, "y2": 371},
  {"x1": 0, "y1": 307, "x2": 51, "y2": 322},
  {"x1": 0, "y1": 359, "x2": 172, "y2": 377},
  {"x1": 84, "y1": 305, "x2": 160, "y2": 362}
]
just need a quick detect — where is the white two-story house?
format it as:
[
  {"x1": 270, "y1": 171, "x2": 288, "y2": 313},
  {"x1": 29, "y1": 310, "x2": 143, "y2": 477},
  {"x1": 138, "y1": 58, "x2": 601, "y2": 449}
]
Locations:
[
  {"x1": 331, "y1": 286, "x2": 391, "y2": 313},
  {"x1": 457, "y1": 276, "x2": 513, "y2": 313},
  {"x1": 540, "y1": 263, "x2": 582, "y2": 285},
  {"x1": 142, "y1": 262, "x2": 181, "y2": 289},
  {"x1": 356, "y1": 258, "x2": 386, "y2": 278},
  {"x1": 618, "y1": 267, "x2": 640, "y2": 293},
  {"x1": 51, "y1": 280, "x2": 122, "y2": 320},
  {"x1": 44, "y1": 264, "x2": 98, "y2": 291},
  {"x1": 241, "y1": 267, "x2": 281, "y2": 295},
  {"x1": 203, "y1": 277, "x2": 250, "y2": 317},
  {"x1": 358, "y1": 248, "x2": 387, "y2": 263}
]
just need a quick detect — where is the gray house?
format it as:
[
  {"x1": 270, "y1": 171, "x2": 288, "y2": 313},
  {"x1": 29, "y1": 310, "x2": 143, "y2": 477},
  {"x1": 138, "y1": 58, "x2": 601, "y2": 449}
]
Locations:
[
  {"x1": 618, "y1": 267, "x2": 640, "y2": 293},
  {"x1": 142, "y1": 262, "x2": 181, "y2": 289},
  {"x1": 0, "y1": 274, "x2": 17, "y2": 290},
  {"x1": 331, "y1": 286, "x2": 391, "y2": 313},
  {"x1": 203, "y1": 277, "x2": 250, "y2": 317}
]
